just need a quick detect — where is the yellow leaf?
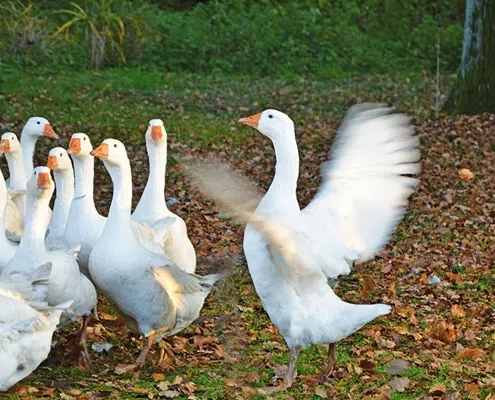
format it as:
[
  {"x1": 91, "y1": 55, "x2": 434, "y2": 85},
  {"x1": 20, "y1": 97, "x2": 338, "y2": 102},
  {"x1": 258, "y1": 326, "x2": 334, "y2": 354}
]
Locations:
[{"x1": 459, "y1": 168, "x2": 474, "y2": 180}]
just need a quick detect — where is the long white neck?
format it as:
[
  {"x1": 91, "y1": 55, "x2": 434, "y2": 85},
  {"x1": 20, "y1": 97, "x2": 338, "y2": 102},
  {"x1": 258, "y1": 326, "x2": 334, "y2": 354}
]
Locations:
[
  {"x1": 104, "y1": 159, "x2": 134, "y2": 235},
  {"x1": 49, "y1": 168, "x2": 74, "y2": 236},
  {"x1": 0, "y1": 172, "x2": 10, "y2": 246},
  {"x1": 261, "y1": 132, "x2": 300, "y2": 212},
  {"x1": 137, "y1": 140, "x2": 168, "y2": 212},
  {"x1": 20, "y1": 134, "x2": 38, "y2": 177},
  {"x1": 73, "y1": 155, "x2": 95, "y2": 199},
  {"x1": 18, "y1": 192, "x2": 50, "y2": 257},
  {"x1": 4, "y1": 150, "x2": 27, "y2": 190}
]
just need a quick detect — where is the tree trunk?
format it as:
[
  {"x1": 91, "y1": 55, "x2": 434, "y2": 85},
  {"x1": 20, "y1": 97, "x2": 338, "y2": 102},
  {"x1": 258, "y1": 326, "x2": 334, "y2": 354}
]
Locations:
[{"x1": 443, "y1": 0, "x2": 495, "y2": 115}]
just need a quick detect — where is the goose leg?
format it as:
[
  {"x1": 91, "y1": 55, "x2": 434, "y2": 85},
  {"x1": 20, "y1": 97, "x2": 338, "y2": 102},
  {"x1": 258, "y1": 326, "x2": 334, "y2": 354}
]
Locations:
[
  {"x1": 258, "y1": 346, "x2": 301, "y2": 394},
  {"x1": 76, "y1": 314, "x2": 92, "y2": 370},
  {"x1": 134, "y1": 332, "x2": 156, "y2": 370},
  {"x1": 317, "y1": 343, "x2": 337, "y2": 383}
]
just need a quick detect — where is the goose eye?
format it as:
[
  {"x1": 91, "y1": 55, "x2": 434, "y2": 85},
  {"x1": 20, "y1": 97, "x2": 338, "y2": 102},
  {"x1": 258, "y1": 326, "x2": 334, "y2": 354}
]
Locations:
[
  {"x1": 60, "y1": 152, "x2": 63, "y2": 157},
  {"x1": 113, "y1": 144, "x2": 117, "y2": 148},
  {"x1": 268, "y1": 114, "x2": 273, "y2": 119},
  {"x1": 37, "y1": 121, "x2": 40, "y2": 125},
  {"x1": 83, "y1": 137, "x2": 86, "y2": 140}
]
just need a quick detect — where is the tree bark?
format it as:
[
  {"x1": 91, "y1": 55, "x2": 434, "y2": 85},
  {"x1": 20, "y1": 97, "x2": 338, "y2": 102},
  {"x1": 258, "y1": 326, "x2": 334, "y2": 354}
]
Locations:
[{"x1": 443, "y1": 0, "x2": 495, "y2": 115}]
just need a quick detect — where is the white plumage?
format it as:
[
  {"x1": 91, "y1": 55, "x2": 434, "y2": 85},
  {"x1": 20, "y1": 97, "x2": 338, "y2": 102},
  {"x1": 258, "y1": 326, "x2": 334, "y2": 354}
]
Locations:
[{"x1": 187, "y1": 104, "x2": 420, "y2": 392}]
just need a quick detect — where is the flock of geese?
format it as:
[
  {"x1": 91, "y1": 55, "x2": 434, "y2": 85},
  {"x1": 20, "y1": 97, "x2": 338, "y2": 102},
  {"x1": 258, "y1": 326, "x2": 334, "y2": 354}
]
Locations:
[{"x1": 0, "y1": 103, "x2": 420, "y2": 393}]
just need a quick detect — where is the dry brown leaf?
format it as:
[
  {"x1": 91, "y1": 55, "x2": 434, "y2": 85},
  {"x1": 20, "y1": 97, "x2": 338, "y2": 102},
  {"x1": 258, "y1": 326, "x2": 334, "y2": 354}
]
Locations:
[
  {"x1": 223, "y1": 377, "x2": 237, "y2": 387},
  {"x1": 388, "y1": 377, "x2": 410, "y2": 392},
  {"x1": 464, "y1": 383, "x2": 480, "y2": 396},
  {"x1": 459, "y1": 168, "x2": 474, "y2": 180},
  {"x1": 41, "y1": 388, "x2": 55, "y2": 396},
  {"x1": 359, "y1": 359, "x2": 377, "y2": 371},
  {"x1": 214, "y1": 343, "x2": 225, "y2": 357},
  {"x1": 458, "y1": 348, "x2": 486, "y2": 360},
  {"x1": 429, "y1": 382, "x2": 446, "y2": 396},
  {"x1": 193, "y1": 335, "x2": 217, "y2": 347},
  {"x1": 425, "y1": 320, "x2": 457, "y2": 343},
  {"x1": 153, "y1": 373, "x2": 166, "y2": 382},
  {"x1": 315, "y1": 386, "x2": 328, "y2": 398},
  {"x1": 160, "y1": 390, "x2": 181, "y2": 398},
  {"x1": 451, "y1": 304, "x2": 466, "y2": 318},
  {"x1": 394, "y1": 326, "x2": 410, "y2": 335}
]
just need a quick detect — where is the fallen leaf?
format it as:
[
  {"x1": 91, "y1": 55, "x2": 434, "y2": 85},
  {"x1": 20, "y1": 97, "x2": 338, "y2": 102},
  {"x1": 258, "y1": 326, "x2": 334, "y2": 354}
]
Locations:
[
  {"x1": 459, "y1": 168, "x2": 474, "y2": 180},
  {"x1": 359, "y1": 359, "x2": 377, "y2": 371},
  {"x1": 425, "y1": 320, "x2": 457, "y2": 343},
  {"x1": 458, "y1": 348, "x2": 486, "y2": 360},
  {"x1": 159, "y1": 390, "x2": 181, "y2": 398},
  {"x1": 464, "y1": 383, "x2": 480, "y2": 396},
  {"x1": 182, "y1": 382, "x2": 196, "y2": 393},
  {"x1": 385, "y1": 359, "x2": 410, "y2": 375},
  {"x1": 114, "y1": 363, "x2": 134, "y2": 374},
  {"x1": 315, "y1": 386, "x2": 328, "y2": 398},
  {"x1": 451, "y1": 304, "x2": 465, "y2": 318},
  {"x1": 214, "y1": 344, "x2": 225, "y2": 357},
  {"x1": 153, "y1": 373, "x2": 166, "y2": 382},
  {"x1": 388, "y1": 377, "x2": 410, "y2": 392},
  {"x1": 157, "y1": 381, "x2": 169, "y2": 391},
  {"x1": 193, "y1": 335, "x2": 217, "y2": 347},
  {"x1": 223, "y1": 377, "x2": 237, "y2": 387},
  {"x1": 429, "y1": 382, "x2": 446, "y2": 396},
  {"x1": 41, "y1": 388, "x2": 54, "y2": 396}
]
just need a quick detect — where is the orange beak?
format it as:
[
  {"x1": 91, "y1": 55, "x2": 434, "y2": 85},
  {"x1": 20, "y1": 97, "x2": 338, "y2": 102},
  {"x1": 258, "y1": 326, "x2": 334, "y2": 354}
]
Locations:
[
  {"x1": 91, "y1": 143, "x2": 109, "y2": 159},
  {"x1": 46, "y1": 155, "x2": 58, "y2": 170},
  {"x1": 68, "y1": 138, "x2": 81, "y2": 155},
  {"x1": 151, "y1": 125, "x2": 163, "y2": 142},
  {"x1": 0, "y1": 139, "x2": 10, "y2": 153},
  {"x1": 239, "y1": 112, "x2": 261, "y2": 129},
  {"x1": 37, "y1": 172, "x2": 51, "y2": 190},
  {"x1": 43, "y1": 124, "x2": 59, "y2": 139}
]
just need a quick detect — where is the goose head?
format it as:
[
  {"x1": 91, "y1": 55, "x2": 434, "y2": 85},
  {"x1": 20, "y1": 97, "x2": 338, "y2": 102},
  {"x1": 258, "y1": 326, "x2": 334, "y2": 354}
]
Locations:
[
  {"x1": 27, "y1": 166, "x2": 55, "y2": 200},
  {"x1": 91, "y1": 138, "x2": 128, "y2": 166},
  {"x1": 145, "y1": 119, "x2": 167, "y2": 146},
  {"x1": 0, "y1": 132, "x2": 22, "y2": 155},
  {"x1": 22, "y1": 117, "x2": 59, "y2": 140},
  {"x1": 239, "y1": 109, "x2": 295, "y2": 141},
  {"x1": 67, "y1": 133, "x2": 93, "y2": 157},
  {"x1": 46, "y1": 147, "x2": 72, "y2": 172}
]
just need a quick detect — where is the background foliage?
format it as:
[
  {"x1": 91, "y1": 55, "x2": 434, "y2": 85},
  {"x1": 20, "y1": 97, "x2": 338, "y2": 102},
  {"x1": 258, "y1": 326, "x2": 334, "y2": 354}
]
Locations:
[{"x1": 0, "y1": 0, "x2": 464, "y2": 77}]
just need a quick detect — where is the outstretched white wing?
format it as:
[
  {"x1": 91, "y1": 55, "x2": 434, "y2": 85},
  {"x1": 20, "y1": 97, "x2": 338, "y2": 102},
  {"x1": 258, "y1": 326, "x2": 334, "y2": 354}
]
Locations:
[{"x1": 303, "y1": 104, "x2": 420, "y2": 265}]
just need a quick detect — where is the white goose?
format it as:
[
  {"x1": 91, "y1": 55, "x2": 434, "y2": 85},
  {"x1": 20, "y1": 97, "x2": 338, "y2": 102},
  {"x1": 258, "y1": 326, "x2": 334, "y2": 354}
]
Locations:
[
  {"x1": 132, "y1": 119, "x2": 196, "y2": 273},
  {"x1": 64, "y1": 133, "x2": 107, "y2": 276},
  {"x1": 20, "y1": 117, "x2": 59, "y2": 178},
  {"x1": 65, "y1": 133, "x2": 168, "y2": 277},
  {"x1": 89, "y1": 139, "x2": 223, "y2": 370},
  {"x1": 190, "y1": 105, "x2": 420, "y2": 392},
  {"x1": 45, "y1": 147, "x2": 74, "y2": 250},
  {"x1": 0, "y1": 166, "x2": 17, "y2": 271},
  {"x1": 0, "y1": 264, "x2": 70, "y2": 391},
  {"x1": 1, "y1": 167, "x2": 97, "y2": 369},
  {"x1": 0, "y1": 164, "x2": 17, "y2": 273},
  {"x1": 0, "y1": 132, "x2": 26, "y2": 239}
]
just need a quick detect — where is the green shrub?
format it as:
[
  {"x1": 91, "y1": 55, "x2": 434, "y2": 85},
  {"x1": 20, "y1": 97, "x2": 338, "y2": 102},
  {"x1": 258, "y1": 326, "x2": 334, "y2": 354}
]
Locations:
[
  {"x1": 0, "y1": 0, "x2": 465, "y2": 77},
  {"x1": 54, "y1": 0, "x2": 153, "y2": 68},
  {"x1": 0, "y1": 0, "x2": 54, "y2": 55}
]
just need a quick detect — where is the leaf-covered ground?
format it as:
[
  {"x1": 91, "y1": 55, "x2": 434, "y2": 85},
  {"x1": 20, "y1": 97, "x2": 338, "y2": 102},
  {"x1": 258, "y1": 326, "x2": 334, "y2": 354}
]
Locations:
[{"x1": 1, "y1": 69, "x2": 494, "y2": 399}]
